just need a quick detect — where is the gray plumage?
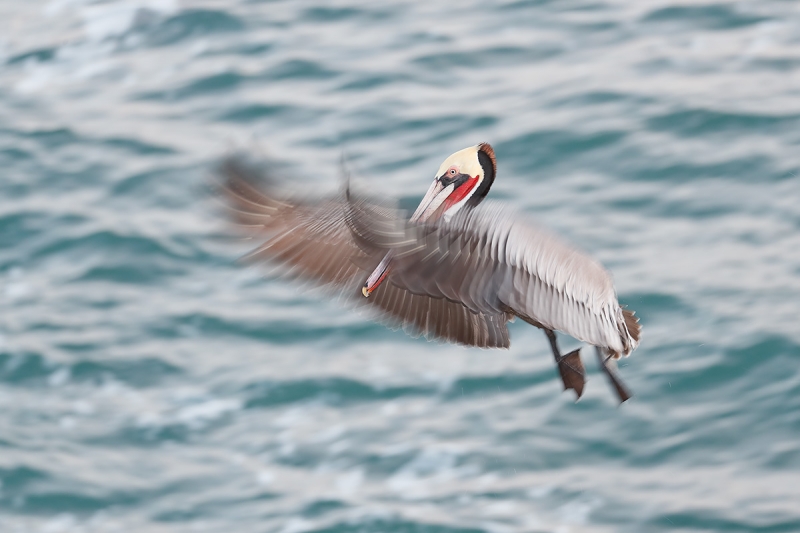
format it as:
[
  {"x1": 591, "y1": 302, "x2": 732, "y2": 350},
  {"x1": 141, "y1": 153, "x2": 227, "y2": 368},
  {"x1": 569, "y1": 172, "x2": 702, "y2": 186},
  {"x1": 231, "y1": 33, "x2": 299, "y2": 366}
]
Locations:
[
  {"x1": 218, "y1": 159, "x2": 512, "y2": 348},
  {"x1": 346, "y1": 196, "x2": 640, "y2": 358},
  {"x1": 218, "y1": 141, "x2": 644, "y2": 403}
]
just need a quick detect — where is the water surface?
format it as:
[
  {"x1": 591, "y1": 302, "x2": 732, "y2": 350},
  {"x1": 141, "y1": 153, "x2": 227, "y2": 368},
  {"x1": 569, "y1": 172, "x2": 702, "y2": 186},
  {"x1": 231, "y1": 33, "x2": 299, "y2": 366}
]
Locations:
[{"x1": 1, "y1": 1, "x2": 799, "y2": 532}]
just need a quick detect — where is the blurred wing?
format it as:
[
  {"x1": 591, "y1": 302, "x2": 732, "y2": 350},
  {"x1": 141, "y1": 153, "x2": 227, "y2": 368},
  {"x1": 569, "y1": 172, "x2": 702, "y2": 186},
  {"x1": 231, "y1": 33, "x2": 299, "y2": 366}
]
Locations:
[
  {"x1": 220, "y1": 159, "x2": 366, "y2": 286},
  {"x1": 217, "y1": 158, "x2": 511, "y2": 348},
  {"x1": 365, "y1": 281, "x2": 510, "y2": 348},
  {"x1": 347, "y1": 200, "x2": 639, "y2": 355}
]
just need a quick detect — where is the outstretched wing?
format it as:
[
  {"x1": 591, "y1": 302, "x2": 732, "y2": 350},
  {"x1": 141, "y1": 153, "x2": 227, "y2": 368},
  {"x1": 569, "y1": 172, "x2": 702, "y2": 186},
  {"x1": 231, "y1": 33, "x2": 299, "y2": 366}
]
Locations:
[
  {"x1": 217, "y1": 158, "x2": 511, "y2": 348},
  {"x1": 346, "y1": 199, "x2": 640, "y2": 356}
]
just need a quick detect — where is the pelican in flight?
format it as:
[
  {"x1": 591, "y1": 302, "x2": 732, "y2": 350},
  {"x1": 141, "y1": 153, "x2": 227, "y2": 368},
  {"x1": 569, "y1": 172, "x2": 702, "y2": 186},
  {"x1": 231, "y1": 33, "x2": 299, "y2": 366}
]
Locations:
[{"x1": 220, "y1": 143, "x2": 640, "y2": 402}]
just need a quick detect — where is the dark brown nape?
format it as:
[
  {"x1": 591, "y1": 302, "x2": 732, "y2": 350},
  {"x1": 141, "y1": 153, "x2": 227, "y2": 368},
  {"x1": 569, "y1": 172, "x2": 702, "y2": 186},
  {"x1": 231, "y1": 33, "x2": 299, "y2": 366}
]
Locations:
[
  {"x1": 469, "y1": 142, "x2": 497, "y2": 207},
  {"x1": 477, "y1": 142, "x2": 497, "y2": 176}
]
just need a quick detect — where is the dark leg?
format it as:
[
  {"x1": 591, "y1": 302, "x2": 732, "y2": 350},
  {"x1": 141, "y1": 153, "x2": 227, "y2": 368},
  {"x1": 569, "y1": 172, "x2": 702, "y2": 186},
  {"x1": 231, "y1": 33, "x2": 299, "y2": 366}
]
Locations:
[
  {"x1": 595, "y1": 347, "x2": 632, "y2": 404},
  {"x1": 544, "y1": 329, "x2": 586, "y2": 399}
]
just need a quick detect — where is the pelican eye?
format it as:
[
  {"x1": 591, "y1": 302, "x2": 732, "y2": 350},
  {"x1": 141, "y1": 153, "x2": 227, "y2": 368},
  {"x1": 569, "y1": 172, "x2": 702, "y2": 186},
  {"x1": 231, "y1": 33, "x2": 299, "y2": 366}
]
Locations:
[{"x1": 440, "y1": 167, "x2": 459, "y2": 185}]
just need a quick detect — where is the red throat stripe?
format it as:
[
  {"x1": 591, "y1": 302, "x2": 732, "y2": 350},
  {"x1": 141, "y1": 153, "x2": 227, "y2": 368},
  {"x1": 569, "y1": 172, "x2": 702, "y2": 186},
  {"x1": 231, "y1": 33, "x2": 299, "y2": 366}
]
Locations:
[
  {"x1": 443, "y1": 175, "x2": 479, "y2": 212},
  {"x1": 367, "y1": 267, "x2": 389, "y2": 293}
]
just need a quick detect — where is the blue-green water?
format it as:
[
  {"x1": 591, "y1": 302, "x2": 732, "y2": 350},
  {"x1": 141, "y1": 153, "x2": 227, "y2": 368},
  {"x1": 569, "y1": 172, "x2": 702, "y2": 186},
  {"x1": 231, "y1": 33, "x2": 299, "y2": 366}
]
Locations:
[{"x1": 1, "y1": 1, "x2": 799, "y2": 532}]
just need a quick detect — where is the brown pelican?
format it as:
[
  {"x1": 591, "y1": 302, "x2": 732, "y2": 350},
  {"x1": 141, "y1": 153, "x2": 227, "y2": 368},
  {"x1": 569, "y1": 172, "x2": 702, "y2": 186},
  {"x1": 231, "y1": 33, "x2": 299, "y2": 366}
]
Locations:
[{"x1": 219, "y1": 143, "x2": 641, "y2": 402}]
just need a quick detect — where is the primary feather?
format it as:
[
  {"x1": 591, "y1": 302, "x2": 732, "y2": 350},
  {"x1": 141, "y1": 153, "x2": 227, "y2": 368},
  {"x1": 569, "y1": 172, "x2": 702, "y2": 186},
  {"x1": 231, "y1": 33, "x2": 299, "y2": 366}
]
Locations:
[
  {"x1": 345, "y1": 199, "x2": 640, "y2": 356},
  {"x1": 218, "y1": 158, "x2": 512, "y2": 348}
]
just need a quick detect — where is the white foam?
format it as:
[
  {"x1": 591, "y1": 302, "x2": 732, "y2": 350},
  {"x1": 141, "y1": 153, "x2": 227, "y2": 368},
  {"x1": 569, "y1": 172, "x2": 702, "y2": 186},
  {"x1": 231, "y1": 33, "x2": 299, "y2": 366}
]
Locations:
[
  {"x1": 72, "y1": 400, "x2": 95, "y2": 415},
  {"x1": 41, "y1": 513, "x2": 77, "y2": 533},
  {"x1": 4, "y1": 282, "x2": 31, "y2": 302},
  {"x1": 46, "y1": 0, "x2": 179, "y2": 41},
  {"x1": 280, "y1": 518, "x2": 313, "y2": 533},
  {"x1": 48, "y1": 367, "x2": 71, "y2": 387},
  {"x1": 175, "y1": 398, "x2": 242, "y2": 428},
  {"x1": 256, "y1": 470, "x2": 274, "y2": 486},
  {"x1": 557, "y1": 495, "x2": 602, "y2": 526},
  {"x1": 335, "y1": 469, "x2": 364, "y2": 495}
]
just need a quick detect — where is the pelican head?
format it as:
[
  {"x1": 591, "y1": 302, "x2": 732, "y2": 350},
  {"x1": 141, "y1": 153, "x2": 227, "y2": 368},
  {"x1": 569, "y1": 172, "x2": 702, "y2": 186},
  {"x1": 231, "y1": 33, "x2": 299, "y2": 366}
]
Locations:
[
  {"x1": 362, "y1": 143, "x2": 497, "y2": 297},
  {"x1": 410, "y1": 142, "x2": 497, "y2": 223}
]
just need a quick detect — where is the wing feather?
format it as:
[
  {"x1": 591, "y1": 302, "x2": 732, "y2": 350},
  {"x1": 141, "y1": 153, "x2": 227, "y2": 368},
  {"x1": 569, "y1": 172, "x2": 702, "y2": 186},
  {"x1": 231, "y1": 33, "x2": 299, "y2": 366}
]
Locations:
[
  {"x1": 218, "y1": 158, "x2": 510, "y2": 348},
  {"x1": 347, "y1": 200, "x2": 639, "y2": 355}
]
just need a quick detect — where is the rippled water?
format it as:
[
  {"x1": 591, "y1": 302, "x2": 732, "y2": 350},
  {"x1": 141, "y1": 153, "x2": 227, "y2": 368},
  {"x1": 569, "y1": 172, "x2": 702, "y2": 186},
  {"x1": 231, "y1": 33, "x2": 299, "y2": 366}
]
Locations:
[{"x1": 1, "y1": 1, "x2": 800, "y2": 532}]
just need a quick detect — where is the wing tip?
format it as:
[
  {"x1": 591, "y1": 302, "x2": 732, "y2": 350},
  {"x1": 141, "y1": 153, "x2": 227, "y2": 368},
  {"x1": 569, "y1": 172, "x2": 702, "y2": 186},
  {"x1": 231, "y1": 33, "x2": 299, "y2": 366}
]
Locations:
[
  {"x1": 622, "y1": 308, "x2": 641, "y2": 344},
  {"x1": 216, "y1": 155, "x2": 268, "y2": 196}
]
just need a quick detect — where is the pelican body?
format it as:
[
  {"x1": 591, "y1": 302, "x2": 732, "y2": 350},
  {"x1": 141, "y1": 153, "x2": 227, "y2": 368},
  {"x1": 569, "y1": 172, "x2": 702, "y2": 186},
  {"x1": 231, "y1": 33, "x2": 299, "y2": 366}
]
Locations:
[{"x1": 220, "y1": 143, "x2": 641, "y2": 402}]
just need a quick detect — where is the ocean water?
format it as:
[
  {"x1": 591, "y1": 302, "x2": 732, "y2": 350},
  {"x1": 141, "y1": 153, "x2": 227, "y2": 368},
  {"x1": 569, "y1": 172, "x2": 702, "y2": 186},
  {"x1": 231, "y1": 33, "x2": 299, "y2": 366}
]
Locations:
[{"x1": 1, "y1": 1, "x2": 800, "y2": 532}]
